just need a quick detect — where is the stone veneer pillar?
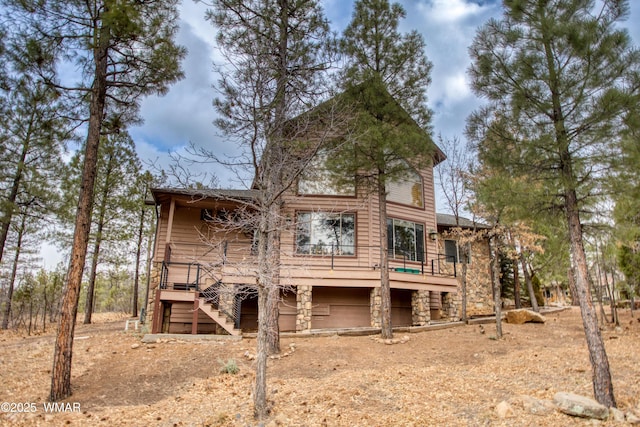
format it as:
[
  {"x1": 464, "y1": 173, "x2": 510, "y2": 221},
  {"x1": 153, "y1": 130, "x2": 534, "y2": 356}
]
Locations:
[
  {"x1": 442, "y1": 292, "x2": 460, "y2": 321},
  {"x1": 411, "y1": 290, "x2": 431, "y2": 326},
  {"x1": 370, "y1": 287, "x2": 382, "y2": 328},
  {"x1": 144, "y1": 262, "x2": 162, "y2": 325},
  {"x1": 296, "y1": 285, "x2": 312, "y2": 332}
]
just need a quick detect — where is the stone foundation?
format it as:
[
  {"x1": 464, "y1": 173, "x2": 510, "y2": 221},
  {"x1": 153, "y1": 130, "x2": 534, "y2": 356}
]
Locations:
[
  {"x1": 411, "y1": 290, "x2": 430, "y2": 325},
  {"x1": 144, "y1": 262, "x2": 162, "y2": 325},
  {"x1": 296, "y1": 285, "x2": 312, "y2": 332},
  {"x1": 442, "y1": 292, "x2": 460, "y2": 321},
  {"x1": 370, "y1": 287, "x2": 382, "y2": 328},
  {"x1": 436, "y1": 236, "x2": 495, "y2": 318}
]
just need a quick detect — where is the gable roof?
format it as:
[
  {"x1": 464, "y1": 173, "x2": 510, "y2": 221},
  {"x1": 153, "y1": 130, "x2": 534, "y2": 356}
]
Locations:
[
  {"x1": 436, "y1": 213, "x2": 489, "y2": 229},
  {"x1": 147, "y1": 187, "x2": 259, "y2": 205},
  {"x1": 278, "y1": 78, "x2": 446, "y2": 165},
  {"x1": 318, "y1": 79, "x2": 447, "y2": 166}
]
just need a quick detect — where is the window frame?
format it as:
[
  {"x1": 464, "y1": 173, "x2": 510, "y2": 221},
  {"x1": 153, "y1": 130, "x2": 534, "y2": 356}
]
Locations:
[
  {"x1": 444, "y1": 239, "x2": 470, "y2": 264},
  {"x1": 295, "y1": 211, "x2": 356, "y2": 256},
  {"x1": 386, "y1": 161, "x2": 425, "y2": 209},
  {"x1": 386, "y1": 217, "x2": 425, "y2": 263}
]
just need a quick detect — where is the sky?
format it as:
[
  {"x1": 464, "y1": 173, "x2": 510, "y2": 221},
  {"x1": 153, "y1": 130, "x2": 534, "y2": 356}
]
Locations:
[
  {"x1": 41, "y1": 0, "x2": 640, "y2": 268},
  {"x1": 130, "y1": 0, "x2": 640, "y2": 196}
]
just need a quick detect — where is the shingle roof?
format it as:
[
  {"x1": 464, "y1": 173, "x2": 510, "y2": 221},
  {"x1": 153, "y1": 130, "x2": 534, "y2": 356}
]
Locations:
[
  {"x1": 436, "y1": 213, "x2": 489, "y2": 229},
  {"x1": 148, "y1": 187, "x2": 260, "y2": 204}
]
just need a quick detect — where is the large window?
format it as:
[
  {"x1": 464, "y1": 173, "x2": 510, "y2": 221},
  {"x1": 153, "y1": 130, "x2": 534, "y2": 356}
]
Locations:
[
  {"x1": 296, "y1": 212, "x2": 355, "y2": 255},
  {"x1": 387, "y1": 218, "x2": 424, "y2": 262}
]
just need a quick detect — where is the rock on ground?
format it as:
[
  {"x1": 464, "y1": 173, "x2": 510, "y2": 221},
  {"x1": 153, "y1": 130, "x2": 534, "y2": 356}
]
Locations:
[
  {"x1": 506, "y1": 309, "x2": 546, "y2": 324},
  {"x1": 553, "y1": 392, "x2": 609, "y2": 420}
]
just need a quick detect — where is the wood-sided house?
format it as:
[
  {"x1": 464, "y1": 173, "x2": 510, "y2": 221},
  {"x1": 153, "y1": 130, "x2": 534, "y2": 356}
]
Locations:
[{"x1": 145, "y1": 85, "x2": 470, "y2": 336}]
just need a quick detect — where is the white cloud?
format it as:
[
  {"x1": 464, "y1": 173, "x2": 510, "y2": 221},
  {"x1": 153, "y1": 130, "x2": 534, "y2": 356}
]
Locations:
[
  {"x1": 443, "y1": 72, "x2": 472, "y2": 104},
  {"x1": 423, "y1": 0, "x2": 484, "y2": 24}
]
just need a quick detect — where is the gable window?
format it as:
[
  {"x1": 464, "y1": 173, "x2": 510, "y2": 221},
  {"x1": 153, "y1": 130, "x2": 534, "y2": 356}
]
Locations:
[
  {"x1": 387, "y1": 218, "x2": 424, "y2": 262},
  {"x1": 387, "y1": 162, "x2": 424, "y2": 208},
  {"x1": 298, "y1": 152, "x2": 355, "y2": 196},
  {"x1": 296, "y1": 212, "x2": 355, "y2": 255}
]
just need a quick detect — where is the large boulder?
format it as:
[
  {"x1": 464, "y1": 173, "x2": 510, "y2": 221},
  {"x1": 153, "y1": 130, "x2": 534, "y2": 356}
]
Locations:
[
  {"x1": 553, "y1": 392, "x2": 609, "y2": 420},
  {"x1": 505, "y1": 309, "x2": 546, "y2": 324}
]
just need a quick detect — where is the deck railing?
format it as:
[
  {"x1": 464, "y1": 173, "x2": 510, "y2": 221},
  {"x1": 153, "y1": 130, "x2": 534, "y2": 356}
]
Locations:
[{"x1": 159, "y1": 240, "x2": 458, "y2": 292}]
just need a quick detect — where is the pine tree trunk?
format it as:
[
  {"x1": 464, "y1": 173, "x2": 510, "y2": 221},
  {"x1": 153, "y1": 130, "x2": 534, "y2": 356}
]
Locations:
[
  {"x1": 50, "y1": 20, "x2": 109, "y2": 402},
  {"x1": 459, "y1": 240, "x2": 470, "y2": 322},
  {"x1": 608, "y1": 269, "x2": 619, "y2": 326},
  {"x1": 378, "y1": 175, "x2": 392, "y2": 339},
  {"x1": 254, "y1": 286, "x2": 270, "y2": 420},
  {"x1": 567, "y1": 267, "x2": 579, "y2": 306},
  {"x1": 513, "y1": 261, "x2": 521, "y2": 308},
  {"x1": 83, "y1": 240, "x2": 101, "y2": 324},
  {"x1": 490, "y1": 235, "x2": 502, "y2": 339},
  {"x1": 565, "y1": 187, "x2": 616, "y2": 407},
  {"x1": 460, "y1": 260, "x2": 468, "y2": 322},
  {"x1": 133, "y1": 205, "x2": 146, "y2": 317},
  {"x1": 266, "y1": 203, "x2": 281, "y2": 355},
  {"x1": 2, "y1": 214, "x2": 27, "y2": 329},
  {"x1": 84, "y1": 155, "x2": 112, "y2": 325},
  {"x1": 520, "y1": 254, "x2": 539, "y2": 312},
  {"x1": 0, "y1": 115, "x2": 32, "y2": 264}
]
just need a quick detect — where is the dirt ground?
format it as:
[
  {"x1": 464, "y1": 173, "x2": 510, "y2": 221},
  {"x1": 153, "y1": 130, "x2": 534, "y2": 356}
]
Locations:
[{"x1": 0, "y1": 307, "x2": 639, "y2": 426}]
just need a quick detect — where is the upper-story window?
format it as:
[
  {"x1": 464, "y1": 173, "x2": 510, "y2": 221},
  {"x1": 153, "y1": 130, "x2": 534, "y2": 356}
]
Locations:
[
  {"x1": 387, "y1": 162, "x2": 424, "y2": 208},
  {"x1": 297, "y1": 152, "x2": 355, "y2": 196},
  {"x1": 444, "y1": 239, "x2": 470, "y2": 264},
  {"x1": 296, "y1": 212, "x2": 355, "y2": 255},
  {"x1": 387, "y1": 218, "x2": 424, "y2": 262}
]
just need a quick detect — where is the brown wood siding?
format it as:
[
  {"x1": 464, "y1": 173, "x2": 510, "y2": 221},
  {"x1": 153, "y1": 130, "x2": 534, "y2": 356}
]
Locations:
[
  {"x1": 281, "y1": 190, "x2": 372, "y2": 268},
  {"x1": 237, "y1": 290, "x2": 296, "y2": 332},
  {"x1": 279, "y1": 291, "x2": 297, "y2": 332},
  {"x1": 311, "y1": 287, "x2": 371, "y2": 329},
  {"x1": 168, "y1": 302, "x2": 219, "y2": 334},
  {"x1": 391, "y1": 289, "x2": 412, "y2": 327}
]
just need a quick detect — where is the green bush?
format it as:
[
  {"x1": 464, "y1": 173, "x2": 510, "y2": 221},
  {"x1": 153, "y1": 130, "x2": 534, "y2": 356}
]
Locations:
[{"x1": 218, "y1": 358, "x2": 239, "y2": 375}]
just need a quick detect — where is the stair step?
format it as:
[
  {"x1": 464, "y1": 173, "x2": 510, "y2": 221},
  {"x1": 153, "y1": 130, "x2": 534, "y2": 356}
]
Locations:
[{"x1": 197, "y1": 297, "x2": 241, "y2": 336}]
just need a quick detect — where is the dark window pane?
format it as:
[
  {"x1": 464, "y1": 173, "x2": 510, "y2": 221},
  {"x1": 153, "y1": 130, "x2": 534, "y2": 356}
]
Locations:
[
  {"x1": 416, "y1": 224, "x2": 424, "y2": 262},
  {"x1": 444, "y1": 240, "x2": 458, "y2": 263}
]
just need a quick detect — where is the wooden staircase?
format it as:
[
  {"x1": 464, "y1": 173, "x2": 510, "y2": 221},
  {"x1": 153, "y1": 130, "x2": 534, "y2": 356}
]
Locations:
[{"x1": 197, "y1": 297, "x2": 241, "y2": 336}]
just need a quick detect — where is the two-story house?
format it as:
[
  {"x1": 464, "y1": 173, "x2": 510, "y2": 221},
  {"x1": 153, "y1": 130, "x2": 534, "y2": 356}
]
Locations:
[{"x1": 144, "y1": 86, "x2": 468, "y2": 336}]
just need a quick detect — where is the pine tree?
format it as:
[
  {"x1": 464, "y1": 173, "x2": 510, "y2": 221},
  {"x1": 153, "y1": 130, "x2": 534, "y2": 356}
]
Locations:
[
  {"x1": 339, "y1": 0, "x2": 432, "y2": 128},
  {"x1": 204, "y1": 0, "x2": 334, "y2": 419},
  {"x1": 0, "y1": 74, "x2": 68, "y2": 267},
  {"x1": 78, "y1": 132, "x2": 141, "y2": 324},
  {"x1": 334, "y1": 0, "x2": 434, "y2": 339},
  {"x1": 3, "y1": 0, "x2": 185, "y2": 401},
  {"x1": 467, "y1": 0, "x2": 640, "y2": 407}
]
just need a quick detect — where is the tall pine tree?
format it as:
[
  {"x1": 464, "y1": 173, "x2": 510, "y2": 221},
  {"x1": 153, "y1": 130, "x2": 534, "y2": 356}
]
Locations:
[
  {"x1": 467, "y1": 0, "x2": 640, "y2": 406},
  {"x1": 334, "y1": 0, "x2": 434, "y2": 339},
  {"x1": 205, "y1": 0, "x2": 335, "y2": 419},
  {"x1": 3, "y1": 0, "x2": 185, "y2": 401}
]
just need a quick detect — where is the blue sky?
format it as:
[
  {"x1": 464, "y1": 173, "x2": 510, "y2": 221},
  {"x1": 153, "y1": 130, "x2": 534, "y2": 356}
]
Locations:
[
  {"x1": 39, "y1": 0, "x2": 640, "y2": 268},
  {"x1": 130, "y1": 0, "x2": 640, "y2": 191}
]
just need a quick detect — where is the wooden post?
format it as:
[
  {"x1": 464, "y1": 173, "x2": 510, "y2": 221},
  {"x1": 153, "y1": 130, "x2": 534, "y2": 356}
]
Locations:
[
  {"x1": 166, "y1": 198, "x2": 175, "y2": 245},
  {"x1": 151, "y1": 289, "x2": 163, "y2": 334},
  {"x1": 192, "y1": 292, "x2": 200, "y2": 334}
]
